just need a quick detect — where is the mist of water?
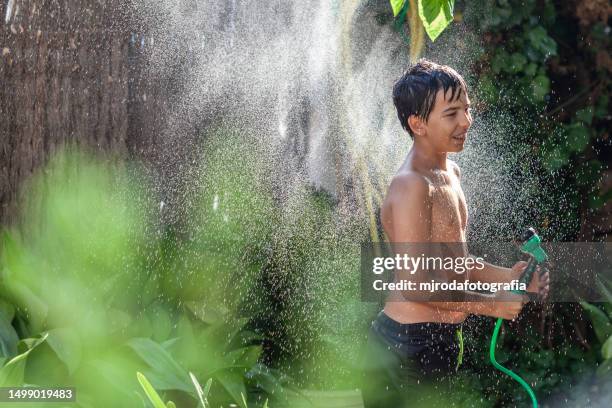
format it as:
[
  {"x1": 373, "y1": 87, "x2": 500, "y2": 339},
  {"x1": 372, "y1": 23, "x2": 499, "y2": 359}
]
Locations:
[{"x1": 118, "y1": 0, "x2": 560, "y2": 390}]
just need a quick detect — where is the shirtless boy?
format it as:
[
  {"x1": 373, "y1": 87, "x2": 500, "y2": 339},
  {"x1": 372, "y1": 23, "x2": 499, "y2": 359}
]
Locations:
[{"x1": 361, "y1": 60, "x2": 550, "y2": 407}]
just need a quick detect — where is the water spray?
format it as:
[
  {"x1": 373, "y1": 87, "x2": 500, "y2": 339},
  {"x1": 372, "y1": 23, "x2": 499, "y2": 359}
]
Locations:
[{"x1": 489, "y1": 227, "x2": 548, "y2": 408}]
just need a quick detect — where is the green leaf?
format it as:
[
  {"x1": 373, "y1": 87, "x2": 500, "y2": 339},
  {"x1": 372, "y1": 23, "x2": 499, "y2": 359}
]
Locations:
[
  {"x1": 0, "y1": 305, "x2": 18, "y2": 361},
  {"x1": 490, "y1": 51, "x2": 510, "y2": 74},
  {"x1": 567, "y1": 124, "x2": 590, "y2": 152},
  {"x1": 227, "y1": 345, "x2": 262, "y2": 368},
  {"x1": 216, "y1": 369, "x2": 248, "y2": 408},
  {"x1": 0, "y1": 333, "x2": 48, "y2": 387},
  {"x1": 418, "y1": 0, "x2": 455, "y2": 42},
  {"x1": 137, "y1": 372, "x2": 167, "y2": 408},
  {"x1": 390, "y1": 0, "x2": 405, "y2": 17},
  {"x1": 5, "y1": 281, "x2": 48, "y2": 332},
  {"x1": 580, "y1": 301, "x2": 612, "y2": 343},
  {"x1": 0, "y1": 298, "x2": 15, "y2": 323},
  {"x1": 203, "y1": 377, "x2": 212, "y2": 399},
  {"x1": 127, "y1": 338, "x2": 191, "y2": 393},
  {"x1": 190, "y1": 372, "x2": 210, "y2": 408},
  {"x1": 531, "y1": 75, "x2": 550, "y2": 101},
  {"x1": 167, "y1": 402, "x2": 176, "y2": 408},
  {"x1": 603, "y1": 335, "x2": 612, "y2": 360},
  {"x1": 45, "y1": 328, "x2": 81, "y2": 376},
  {"x1": 526, "y1": 26, "x2": 557, "y2": 59},
  {"x1": 524, "y1": 62, "x2": 538, "y2": 77},
  {"x1": 543, "y1": 147, "x2": 570, "y2": 172},
  {"x1": 87, "y1": 358, "x2": 142, "y2": 403},
  {"x1": 509, "y1": 52, "x2": 527, "y2": 73}
]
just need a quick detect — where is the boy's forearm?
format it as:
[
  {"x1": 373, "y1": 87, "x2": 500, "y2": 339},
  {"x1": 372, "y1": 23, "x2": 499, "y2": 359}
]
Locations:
[
  {"x1": 470, "y1": 259, "x2": 518, "y2": 283},
  {"x1": 400, "y1": 289, "x2": 499, "y2": 316}
]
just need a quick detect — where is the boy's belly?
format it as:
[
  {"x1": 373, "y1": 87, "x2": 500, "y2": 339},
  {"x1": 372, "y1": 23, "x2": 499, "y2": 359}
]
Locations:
[{"x1": 383, "y1": 299, "x2": 468, "y2": 324}]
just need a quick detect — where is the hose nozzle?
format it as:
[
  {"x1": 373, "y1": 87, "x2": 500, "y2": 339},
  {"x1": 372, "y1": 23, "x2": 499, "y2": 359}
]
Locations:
[
  {"x1": 512, "y1": 227, "x2": 548, "y2": 293},
  {"x1": 519, "y1": 227, "x2": 548, "y2": 263}
]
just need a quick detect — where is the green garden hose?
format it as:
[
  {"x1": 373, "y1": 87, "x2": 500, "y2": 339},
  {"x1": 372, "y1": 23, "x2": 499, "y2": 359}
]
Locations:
[
  {"x1": 490, "y1": 317, "x2": 538, "y2": 408},
  {"x1": 488, "y1": 228, "x2": 548, "y2": 408}
]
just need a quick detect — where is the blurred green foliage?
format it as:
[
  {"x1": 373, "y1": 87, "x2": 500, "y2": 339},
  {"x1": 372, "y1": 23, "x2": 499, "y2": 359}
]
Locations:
[
  {"x1": 465, "y1": 0, "x2": 610, "y2": 241},
  {"x1": 0, "y1": 127, "x2": 378, "y2": 407},
  {"x1": 0, "y1": 140, "x2": 281, "y2": 407}
]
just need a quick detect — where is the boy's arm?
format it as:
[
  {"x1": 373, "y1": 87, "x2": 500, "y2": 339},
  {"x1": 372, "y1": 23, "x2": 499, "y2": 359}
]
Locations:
[
  {"x1": 389, "y1": 173, "x2": 526, "y2": 319},
  {"x1": 469, "y1": 260, "x2": 518, "y2": 283}
]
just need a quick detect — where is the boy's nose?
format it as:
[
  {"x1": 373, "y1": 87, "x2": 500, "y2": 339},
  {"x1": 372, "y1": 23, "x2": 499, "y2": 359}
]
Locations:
[{"x1": 460, "y1": 112, "x2": 472, "y2": 129}]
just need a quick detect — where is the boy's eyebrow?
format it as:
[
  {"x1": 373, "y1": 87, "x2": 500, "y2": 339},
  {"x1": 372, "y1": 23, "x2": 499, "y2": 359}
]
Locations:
[{"x1": 442, "y1": 102, "x2": 471, "y2": 113}]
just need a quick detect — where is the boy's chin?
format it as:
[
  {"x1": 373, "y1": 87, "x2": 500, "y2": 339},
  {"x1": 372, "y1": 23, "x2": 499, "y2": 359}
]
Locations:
[{"x1": 446, "y1": 145, "x2": 465, "y2": 153}]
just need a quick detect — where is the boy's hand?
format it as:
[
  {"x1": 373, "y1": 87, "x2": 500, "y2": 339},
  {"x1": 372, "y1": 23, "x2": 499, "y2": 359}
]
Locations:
[
  {"x1": 528, "y1": 266, "x2": 550, "y2": 300},
  {"x1": 510, "y1": 260, "x2": 528, "y2": 280},
  {"x1": 493, "y1": 290, "x2": 528, "y2": 320},
  {"x1": 511, "y1": 261, "x2": 550, "y2": 300}
]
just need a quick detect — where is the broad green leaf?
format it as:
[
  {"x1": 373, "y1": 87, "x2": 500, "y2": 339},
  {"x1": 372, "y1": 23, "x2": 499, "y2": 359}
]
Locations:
[
  {"x1": 603, "y1": 335, "x2": 612, "y2": 360},
  {"x1": 531, "y1": 74, "x2": 550, "y2": 101},
  {"x1": 137, "y1": 372, "x2": 167, "y2": 408},
  {"x1": 0, "y1": 333, "x2": 48, "y2": 387},
  {"x1": 390, "y1": 0, "x2": 405, "y2": 17},
  {"x1": 567, "y1": 124, "x2": 590, "y2": 152},
  {"x1": 0, "y1": 307, "x2": 18, "y2": 360},
  {"x1": 87, "y1": 359, "x2": 142, "y2": 402},
  {"x1": 0, "y1": 298, "x2": 15, "y2": 323},
  {"x1": 526, "y1": 26, "x2": 557, "y2": 58},
  {"x1": 5, "y1": 281, "x2": 48, "y2": 332},
  {"x1": 418, "y1": 0, "x2": 455, "y2": 42},
  {"x1": 45, "y1": 328, "x2": 81, "y2": 375},
  {"x1": 580, "y1": 301, "x2": 612, "y2": 343},
  {"x1": 245, "y1": 364, "x2": 286, "y2": 396},
  {"x1": 216, "y1": 369, "x2": 247, "y2": 408},
  {"x1": 127, "y1": 338, "x2": 191, "y2": 393},
  {"x1": 161, "y1": 337, "x2": 180, "y2": 352},
  {"x1": 509, "y1": 52, "x2": 527, "y2": 73},
  {"x1": 543, "y1": 147, "x2": 570, "y2": 172},
  {"x1": 227, "y1": 345, "x2": 262, "y2": 368}
]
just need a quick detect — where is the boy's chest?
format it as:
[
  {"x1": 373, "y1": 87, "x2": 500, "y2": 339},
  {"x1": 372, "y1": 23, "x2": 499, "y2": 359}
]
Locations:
[{"x1": 430, "y1": 176, "x2": 468, "y2": 239}]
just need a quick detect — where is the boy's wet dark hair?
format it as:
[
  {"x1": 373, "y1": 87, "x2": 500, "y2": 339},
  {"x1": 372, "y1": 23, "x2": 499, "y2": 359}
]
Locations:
[{"x1": 392, "y1": 59, "x2": 468, "y2": 138}]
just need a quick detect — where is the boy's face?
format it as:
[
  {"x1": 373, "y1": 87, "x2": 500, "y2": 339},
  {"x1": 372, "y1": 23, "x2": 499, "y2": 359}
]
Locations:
[{"x1": 419, "y1": 88, "x2": 472, "y2": 153}]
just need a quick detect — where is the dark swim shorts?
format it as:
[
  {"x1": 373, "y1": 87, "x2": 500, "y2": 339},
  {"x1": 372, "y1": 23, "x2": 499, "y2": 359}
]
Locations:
[{"x1": 361, "y1": 311, "x2": 464, "y2": 408}]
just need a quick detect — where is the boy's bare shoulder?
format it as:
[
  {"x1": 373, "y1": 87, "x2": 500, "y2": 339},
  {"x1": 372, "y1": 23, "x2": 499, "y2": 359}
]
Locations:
[
  {"x1": 388, "y1": 171, "x2": 433, "y2": 202},
  {"x1": 448, "y1": 159, "x2": 461, "y2": 178}
]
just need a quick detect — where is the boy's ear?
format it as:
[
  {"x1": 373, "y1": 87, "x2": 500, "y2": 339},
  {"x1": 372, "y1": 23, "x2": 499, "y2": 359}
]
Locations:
[{"x1": 407, "y1": 115, "x2": 425, "y2": 136}]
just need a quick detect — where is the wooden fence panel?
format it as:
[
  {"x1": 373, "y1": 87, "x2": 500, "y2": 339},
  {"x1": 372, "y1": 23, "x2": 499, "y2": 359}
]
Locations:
[{"x1": 0, "y1": 0, "x2": 142, "y2": 224}]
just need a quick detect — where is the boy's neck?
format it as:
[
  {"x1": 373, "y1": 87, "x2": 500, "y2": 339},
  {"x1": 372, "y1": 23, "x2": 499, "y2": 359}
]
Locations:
[{"x1": 410, "y1": 139, "x2": 448, "y2": 171}]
